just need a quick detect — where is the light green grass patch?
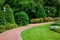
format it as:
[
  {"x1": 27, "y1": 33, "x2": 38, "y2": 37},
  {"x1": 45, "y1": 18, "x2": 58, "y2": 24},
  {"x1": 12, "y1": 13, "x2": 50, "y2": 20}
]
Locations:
[{"x1": 21, "y1": 24, "x2": 60, "y2": 40}]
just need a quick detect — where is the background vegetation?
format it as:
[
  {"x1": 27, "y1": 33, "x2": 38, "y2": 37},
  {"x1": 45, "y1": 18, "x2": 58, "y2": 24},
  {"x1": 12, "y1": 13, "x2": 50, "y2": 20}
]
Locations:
[{"x1": 0, "y1": 0, "x2": 60, "y2": 33}]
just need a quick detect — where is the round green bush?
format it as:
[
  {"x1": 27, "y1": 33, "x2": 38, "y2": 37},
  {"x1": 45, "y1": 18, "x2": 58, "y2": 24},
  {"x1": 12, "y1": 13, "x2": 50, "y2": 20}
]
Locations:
[{"x1": 15, "y1": 12, "x2": 29, "y2": 26}]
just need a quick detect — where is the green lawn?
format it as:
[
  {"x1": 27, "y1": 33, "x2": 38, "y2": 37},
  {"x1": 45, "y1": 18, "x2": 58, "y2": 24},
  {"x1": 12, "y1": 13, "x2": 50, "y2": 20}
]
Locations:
[{"x1": 21, "y1": 24, "x2": 60, "y2": 40}]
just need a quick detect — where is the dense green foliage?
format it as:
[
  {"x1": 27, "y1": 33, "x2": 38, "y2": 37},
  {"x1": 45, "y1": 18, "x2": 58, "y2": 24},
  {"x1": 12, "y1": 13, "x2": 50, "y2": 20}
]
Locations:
[
  {"x1": 15, "y1": 12, "x2": 29, "y2": 26},
  {"x1": 5, "y1": 0, "x2": 46, "y2": 18},
  {"x1": 2, "y1": 0, "x2": 60, "y2": 18},
  {"x1": 0, "y1": 0, "x2": 60, "y2": 18},
  {"x1": 0, "y1": 0, "x2": 5, "y2": 9},
  {"x1": 45, "y1": 6, "x2": 57, "y2": 17}
]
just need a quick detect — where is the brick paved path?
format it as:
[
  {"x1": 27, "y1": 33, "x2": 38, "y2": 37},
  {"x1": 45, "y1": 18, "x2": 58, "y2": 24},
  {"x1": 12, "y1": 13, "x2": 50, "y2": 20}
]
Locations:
[{"x1": 0, "y1": 22, "x2": 53, "y2": 40}]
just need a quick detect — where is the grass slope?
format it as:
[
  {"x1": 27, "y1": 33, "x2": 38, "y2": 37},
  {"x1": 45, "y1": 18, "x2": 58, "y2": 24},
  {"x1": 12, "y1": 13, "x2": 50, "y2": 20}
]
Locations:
[{"x1": 21, "y1": 24, "x2": 60, "y2": 40}]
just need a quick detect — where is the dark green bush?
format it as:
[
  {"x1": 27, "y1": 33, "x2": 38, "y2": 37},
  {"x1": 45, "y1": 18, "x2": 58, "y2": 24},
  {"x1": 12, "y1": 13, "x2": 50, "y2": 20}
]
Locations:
[
  {"x1": 15, "y1": 12, "x2": 29, "y2": 26},
  {"x1": 0, "y1": 10, "x2": 4, "y2": 25},
  {"x1": 35, "y1": 4, "x2": 47, "y2": 18},
  {"x1": 44, "y1": 0, "x2": 57, "y2": 6},
  {"x1": 45, "y1": 6, "x2": 57, "y2": 17},
  {"x1": 4, "y1": 4, "x2": 15, "y2": 24},
  {"x1": 57, "y1": 0, "x2": 60, "y2": 16},
  {"x1": 5, "y1": 0, "x2": 20, "y2": 7}
]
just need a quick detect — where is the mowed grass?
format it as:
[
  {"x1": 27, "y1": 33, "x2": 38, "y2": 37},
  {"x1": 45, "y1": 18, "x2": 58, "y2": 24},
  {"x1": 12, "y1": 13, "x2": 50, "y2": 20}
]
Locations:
[{"x1": 21, "y1": 24, "x2": 60, "y2": 40}]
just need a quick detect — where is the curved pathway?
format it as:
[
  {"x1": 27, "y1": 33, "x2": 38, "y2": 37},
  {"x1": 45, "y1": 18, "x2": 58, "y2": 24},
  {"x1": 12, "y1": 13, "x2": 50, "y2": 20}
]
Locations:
[{"x1": 0, "y1": 22, "x2": 53, "y2": 40}]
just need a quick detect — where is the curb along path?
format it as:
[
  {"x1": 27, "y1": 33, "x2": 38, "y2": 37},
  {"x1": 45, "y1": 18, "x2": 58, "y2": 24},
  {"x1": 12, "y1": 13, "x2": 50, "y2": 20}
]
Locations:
[{"x1": 0, "y1": 22, "x2": 53, "y2": 40}]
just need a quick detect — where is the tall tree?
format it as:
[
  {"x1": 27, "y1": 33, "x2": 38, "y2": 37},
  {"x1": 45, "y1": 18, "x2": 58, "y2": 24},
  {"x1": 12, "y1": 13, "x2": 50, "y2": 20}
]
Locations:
[{"x1": 4, "y1": 4, "x2": 15, "y2": 24}]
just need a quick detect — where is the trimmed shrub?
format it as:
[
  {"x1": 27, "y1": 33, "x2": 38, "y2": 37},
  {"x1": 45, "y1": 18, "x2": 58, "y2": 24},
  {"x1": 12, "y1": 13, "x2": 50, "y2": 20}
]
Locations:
[
  {"x1": 0, "y1": 23, "x2": 18, "y2": 33},
  {"x1": 0, "y1": 25, "x2": 5, "y2": 33},
  {"x1": 54, "y1": 17, "x2": 60, "y2": 21},
  {"x1": 48, "y1": 17, "x2": 59, "y2": 22},
  {"x1": 30, "y1": 17, "x2": 59, "y2": 24},
  {"x1": 4, "y1": 4, "x2": 15, "y2": 24},
  {"x1": 30, "y1": 19, "x2": 40, "y2": 23},
  {"x1": 44, "y1": 17, "x2": 49, "y2": 22},
  {"x1": 5, "y1": 23, "x2": 18, "y2": 30},
  {"x1": 15, "y1": 12, "x2": 29, "y2": 26},
  {"x1": 30, "y1": 18, "x2": 44, "y2": 23},
  {"x1": 40, "y1": 18, "x2": 44, "y2": 23},
  {"x1": 0, "y1": 10, "x2": 4, "y2": 25},
  {"x1": 48, "y1": 17, "x2": 55, "y2": 22}
]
